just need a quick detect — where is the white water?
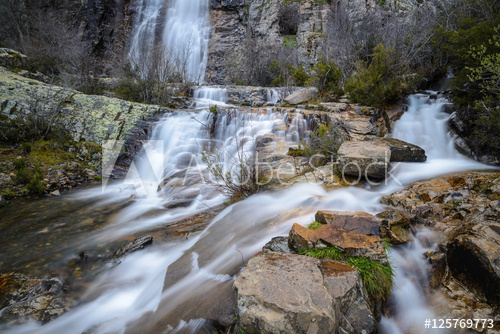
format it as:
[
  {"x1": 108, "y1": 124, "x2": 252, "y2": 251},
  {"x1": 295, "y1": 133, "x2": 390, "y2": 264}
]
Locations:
[
  {"x1": 128, "y1": 0, "x2": 164, "y2": 66},
  {"x1": 162, "y1": 0, "x2": 210, "y2": 83},
  {"x1": 4, "y1": 95, "x2": 496, "y2": 333}
]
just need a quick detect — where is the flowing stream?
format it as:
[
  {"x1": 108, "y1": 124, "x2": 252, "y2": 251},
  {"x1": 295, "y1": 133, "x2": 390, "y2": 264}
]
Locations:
[
  {"x1": 1, "y1": 91, "x2": 496, "y2": 333},
  {"x1": 3, "y1": 1, "x2": 496, "y2": 332}
]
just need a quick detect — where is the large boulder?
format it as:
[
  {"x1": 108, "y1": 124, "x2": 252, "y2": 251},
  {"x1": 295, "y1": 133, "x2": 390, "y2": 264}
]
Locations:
[
  {"x1": 336, "y1": 141, "x2": 391, "y2": 180},
  {"x1": 284, "y1": 88, "x2": 318, "y2": 105},
  {"x1": 234, "y1": 252, "x2": 376, "y2": 334},
  {"x1": 379, "y1": 137, "x2": 426, "y2": 162}
]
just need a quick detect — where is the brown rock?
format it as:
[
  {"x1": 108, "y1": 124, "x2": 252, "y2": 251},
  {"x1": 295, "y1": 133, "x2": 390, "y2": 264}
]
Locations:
[
  {"x1": 288, "y1": 223, "x2": 386, "y2": 264},
  {"x1": 315, "y1": 211, "x2": 380, "y2": 236},
  {"x1": 376, "y1": 210, "x2": 413, "y2": 245}
]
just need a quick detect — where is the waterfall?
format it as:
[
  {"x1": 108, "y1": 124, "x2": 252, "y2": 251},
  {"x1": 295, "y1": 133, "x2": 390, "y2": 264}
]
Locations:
[
  {"x1": 162, "y1": 0, "x2": 210, "y2": 83},
  {"x1": 128, "y1": 0, "x2": 210, "y2": 83},
  {"x1": 128, "y1": 0, "x2": 164, "y2": 67},
  {"x1": 3, "y1": 96, "x2": 495, "y2": 334}
]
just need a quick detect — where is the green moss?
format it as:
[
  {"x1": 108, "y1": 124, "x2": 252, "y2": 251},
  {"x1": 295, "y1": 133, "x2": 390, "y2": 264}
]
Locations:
[{"x1": 307, "y1": 221, "x2": 323, "y2": 230}]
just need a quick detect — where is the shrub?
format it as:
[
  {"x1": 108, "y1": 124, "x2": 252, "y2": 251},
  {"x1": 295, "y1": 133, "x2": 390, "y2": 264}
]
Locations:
[
  {"x1": 21, "y1": 142, "x2": 32, "y2": 153},
  {"x1": 26, "y1": 173, "x2": 44, "y2": 195},
  {"x1": 2, "y1": 189, "x2": 15, "y2": 200},
  {"x1": 307, "y1": 58, "x2": 344, "y2": 96},
  {"x1": 307, "y1": 122, "x2": 347, "y2": 159},
  {"x1": 14, "y1": 167, "x2": 30, "y2": 185},
  {"x1": 345, "y1": 44, "x2": 414, "y2": 106},
  {"x1": 13, "y1": 158, "x2": 27, "y2": 170}
]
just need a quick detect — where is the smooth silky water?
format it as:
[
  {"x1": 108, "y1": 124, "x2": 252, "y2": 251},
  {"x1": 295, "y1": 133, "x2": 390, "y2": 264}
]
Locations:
[
  {"x1": 2, "y1": 0, "x2": 498, "y2": 332},
  {"x1": 1, "y1": 89, "x2": 496, "y2": 333}
]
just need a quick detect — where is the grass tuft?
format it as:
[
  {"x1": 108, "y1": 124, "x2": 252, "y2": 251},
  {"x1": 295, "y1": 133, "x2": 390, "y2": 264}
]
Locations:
[
  {"x1": 298, "y1": 247, "x2": 345, "y2": 260},
  {"x1": 347, "y1": 256, "x2": 394, "y2": 305}
]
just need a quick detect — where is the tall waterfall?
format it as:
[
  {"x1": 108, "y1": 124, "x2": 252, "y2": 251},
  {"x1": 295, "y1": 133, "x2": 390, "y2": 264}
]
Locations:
[
  {"x1": 162, "y1": 0, "x2": 210, "y2": 83},
  {"x1": 128, "y1": 0, "x2": 164, "y2": 67},
  {"x1": 128, "y1": 0, "x2": 210, "y2": 83}
]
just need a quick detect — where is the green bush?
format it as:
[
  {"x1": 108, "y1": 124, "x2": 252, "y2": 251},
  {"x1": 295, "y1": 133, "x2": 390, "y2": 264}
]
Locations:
[
  {"x1": 2, "y1": 189, "x2": 15, "y2": 200},
  {"x1": 26, "y1": 164, "x2": 44, "y2": 196},
  {"x1": 308, "y1": 123, "x2": 347, "y2": 159},
  {"x1": 345, "y1": 44, "x2": 414, "y2": 106},
  {"x1": 13, "y1": 158, "x2": 27, "y2": 170},
  {"x1": 21, "y1": 142, "x2": 32, "y2": 153},
  {"x1": 307, "y1": 58, "x2": 343, "y2": 96}
]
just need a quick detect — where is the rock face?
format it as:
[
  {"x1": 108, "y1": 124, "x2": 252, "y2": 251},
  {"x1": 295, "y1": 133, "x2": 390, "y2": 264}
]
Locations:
[
  {"x1": 0, "y1": 67, "x2": 170, "y2": 143},
  {"x1": 0, "y1": 48, "x2": 28, "y2": 69},
  {"x1": 337, "y1": 141, "x2": 391, "y2": 180},
  {"x1": 283, "y1": 88, "x2": 318, "y2": 105},
  {"x1": 383, "y1": 172, "x2": 500, "y2": 321},
  {"x1": 234, "y1": 252, "x2": 375, "y2": 334}
]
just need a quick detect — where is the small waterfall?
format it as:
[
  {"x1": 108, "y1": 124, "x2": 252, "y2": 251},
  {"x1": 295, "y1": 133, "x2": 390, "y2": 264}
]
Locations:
[
  {"x1": 380, "y1": 229, "x2": 446, "y2": 334},
  {"x1": 162, "y1": 0, "x2": 210, "y2": 83},
  {"x1": 266, "y1": 88, "x2": 280, "y2": 105},
  {"x1": 193, "y1": 87, "x2": 228, "y2": 108}
]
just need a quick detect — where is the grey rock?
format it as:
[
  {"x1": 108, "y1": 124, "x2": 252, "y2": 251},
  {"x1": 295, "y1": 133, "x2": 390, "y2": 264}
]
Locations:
[
  {"x1": 336, "y1": 141, "x2": 391, "y2": 180},
  {"x1": 284, "y1": 88, "x2": 318, "y2": 105}
]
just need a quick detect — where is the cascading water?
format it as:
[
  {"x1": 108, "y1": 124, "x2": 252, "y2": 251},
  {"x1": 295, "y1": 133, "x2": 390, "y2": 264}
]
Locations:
[
  {"x1": 162, "y1": 0, "x2": 210, "y2": 83},
  {"x1": 128, "y1": 0, "x2": 164, "y2": 66},
  {"x1": 2, "y1": 94, "x2": 496, "y2": 334}
]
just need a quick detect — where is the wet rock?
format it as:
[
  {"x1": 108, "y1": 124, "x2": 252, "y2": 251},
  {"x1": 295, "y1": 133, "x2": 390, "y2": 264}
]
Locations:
[
  {"x1": 375, "y1": 210, "x2": 413, "y2": 244},
  {"x1": 283, "y1": 88, "x2": 318, "y2": 105},
  {"x1": 289, "y1": 223, "x2": 386, "y2": 264},
  {"x1": 382, "y1": 171, "x2": 500, "y2": 318},
  {"x1": 109, "y1": 235, "x2": 153, "y2": 259},
  {"x1": 424, "y1": 250, "x2": 446, "y2": 290},
  {"x1": 0, "y1": 272, "x2": 72, "y2": 325},
  {"x1": 337, "y1": 141, "x2": 391, "y2": 180},
  {"x1": 379, "y1": 137, "x2": 427, "y2": 162},
  {"x1": 315, "y1": 211, "x2": 380, "y2": 236},
  {"x1": 262, "y1": 236, "x2": 292, "y2": 253},
  {"x1": 234, "y1": 252, "x2": 376, "y2": 334},
  {"x1": 447, "y1": 226, "x2": 500, "y2": 308}
]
